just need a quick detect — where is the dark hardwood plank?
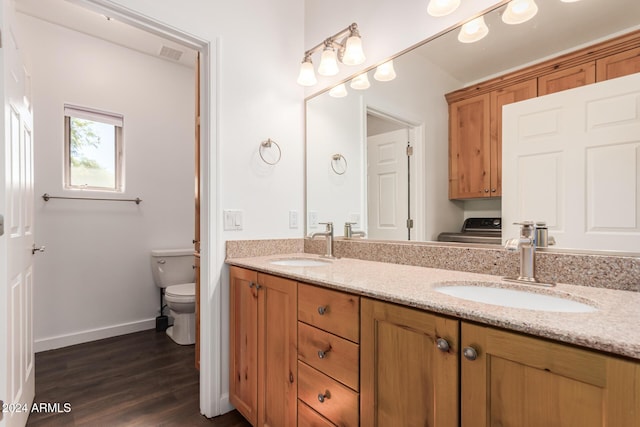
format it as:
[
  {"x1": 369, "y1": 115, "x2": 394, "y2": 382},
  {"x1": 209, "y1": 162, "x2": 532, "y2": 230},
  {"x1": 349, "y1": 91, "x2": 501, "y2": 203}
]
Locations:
[{"x1": 26, "y1": 330, "x2": 251, "y2": 427}]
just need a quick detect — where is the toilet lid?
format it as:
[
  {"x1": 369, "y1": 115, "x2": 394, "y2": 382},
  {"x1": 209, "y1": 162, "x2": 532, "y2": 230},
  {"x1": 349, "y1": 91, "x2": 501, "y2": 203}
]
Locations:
[{"x1": 166, "y1": 282, "x2": 195, "y2": 297}]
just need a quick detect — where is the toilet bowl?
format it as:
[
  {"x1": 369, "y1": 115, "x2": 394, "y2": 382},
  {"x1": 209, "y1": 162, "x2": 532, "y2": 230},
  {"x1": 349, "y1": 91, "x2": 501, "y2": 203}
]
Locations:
[
  {"x1": 150, "y1": 249, "x2": 196, "y2": 345},
  {"x1": 165, "y1": 282, "x2": 196, "y2": 345}
]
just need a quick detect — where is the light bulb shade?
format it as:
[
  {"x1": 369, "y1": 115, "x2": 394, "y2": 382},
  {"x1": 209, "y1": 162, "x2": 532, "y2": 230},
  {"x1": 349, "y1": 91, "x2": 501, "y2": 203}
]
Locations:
[
  {"x1": 350, "y1": 73, "x2": 370, "y2": 90},
  {"x1": 318, "y1": 47, "x2": 339, "y2": 76},
  {"x1": 502, "y1": 0, "x2": 538, "y2": 25},
  {"x1": 458, "y1": 16, "x2": 489, "y2": 43},
  {"x1": 342, "y1": 35, "x2": 366, "y2": 65},
  {"x1": 296, "y1": 59, "x2": 317, "y2": 86},
  {"x1": 427, "y1": 0, "x2": 461, "y2": 17},
  {"x1": 329, "y1": 83, "x2": 348, "y2": 98},
  {"x1": 374, "y1": 60, "x2": 397, "y2": 82}
]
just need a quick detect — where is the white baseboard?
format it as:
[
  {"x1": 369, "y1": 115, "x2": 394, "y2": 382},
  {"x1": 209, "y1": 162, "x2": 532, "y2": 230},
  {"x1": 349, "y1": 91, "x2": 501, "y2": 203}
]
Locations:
[
  {"x1": 219, "y1": 393, "x2": 233, "y2": 415},
  {"x1": 34, "y1": 318, "x2": 156, "y2": 352}
]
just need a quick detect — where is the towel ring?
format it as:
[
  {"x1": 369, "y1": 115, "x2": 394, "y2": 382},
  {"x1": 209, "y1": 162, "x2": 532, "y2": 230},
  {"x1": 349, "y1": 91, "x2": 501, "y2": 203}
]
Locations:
[
  {"x1": 259, "y1": 138, "x2": 281, "y2": 165},
  {"x1": 331, "y1": 153, "x2": 347, "y2": 175}
]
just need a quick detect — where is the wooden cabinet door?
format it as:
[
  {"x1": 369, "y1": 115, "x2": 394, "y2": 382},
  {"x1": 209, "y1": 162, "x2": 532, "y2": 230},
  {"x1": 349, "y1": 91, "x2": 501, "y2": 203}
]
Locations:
[
  {"x1": 361, "y1": 298, "x2": 459, "y2": 427},
  {"x1": 538, "y1": 62, "x2": 595, "y2": 96},
  {"x1": 490, "y1": 79, "x2": 537, "y2": 197},
  {"x1": 257, "y1": 273, "x2": 297, "y2": 427},
  {"x1": 596, "y1": 46, "x2": 640, "y2": 81},
  {"x1": 461, "y1": 322, "x2": 640, "y2": 427},
  {"x1": 449, "y1": 93, "x2": 491, "y2": 199},
  {"x1": 229, "y1": 266, "x2": 259, "y2": 425}
]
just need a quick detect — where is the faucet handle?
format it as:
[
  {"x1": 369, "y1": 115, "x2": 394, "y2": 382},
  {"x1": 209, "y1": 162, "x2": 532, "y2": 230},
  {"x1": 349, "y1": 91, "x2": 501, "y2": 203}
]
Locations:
[{"x1": 319, "y1": 222, "x2": 333, "y2": 229}]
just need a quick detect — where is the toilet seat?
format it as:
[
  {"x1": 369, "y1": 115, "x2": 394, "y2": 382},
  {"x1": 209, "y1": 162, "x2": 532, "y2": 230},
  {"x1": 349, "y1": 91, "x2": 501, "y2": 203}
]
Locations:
[{"x1": 165, "y1": 282, "x2": 195, "y2": 303}]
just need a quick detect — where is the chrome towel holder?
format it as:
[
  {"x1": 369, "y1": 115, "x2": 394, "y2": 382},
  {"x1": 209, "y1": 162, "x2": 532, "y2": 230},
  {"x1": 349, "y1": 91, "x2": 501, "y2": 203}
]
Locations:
[
  {"x1": 331, "y1": 153, "x2": 347, "y2": 175},
  {"x1": 259, "y1": 138, "x2": 281, "y2": 165},
  {"x1": 42, "y1": 193, "x2": 142, "y2": 205}
]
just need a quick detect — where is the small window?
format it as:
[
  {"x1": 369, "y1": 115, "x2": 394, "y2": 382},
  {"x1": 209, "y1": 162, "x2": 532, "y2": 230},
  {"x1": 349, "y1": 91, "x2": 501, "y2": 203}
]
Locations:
[{"x1": 64, "y1": 105, "x2": 123, "y2": 192}]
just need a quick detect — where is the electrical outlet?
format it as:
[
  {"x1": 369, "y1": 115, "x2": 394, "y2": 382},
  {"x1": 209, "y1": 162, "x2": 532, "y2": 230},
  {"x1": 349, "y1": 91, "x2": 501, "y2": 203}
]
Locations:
[
  {"x1": 308, "y1": 211, "x2": 318, "y2": 228},
  {"x1": 289, "y1": 210, "x2": 299, "y2": 229},
  {"x1": 349, "y1": 213, "x2": 361, "y2": 225}
]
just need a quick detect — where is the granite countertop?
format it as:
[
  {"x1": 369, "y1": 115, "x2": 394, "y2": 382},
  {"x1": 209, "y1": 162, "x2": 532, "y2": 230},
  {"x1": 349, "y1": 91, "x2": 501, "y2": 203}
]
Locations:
[{"x1": 226, "y1": 253, "x2": 640, "y2": 361}]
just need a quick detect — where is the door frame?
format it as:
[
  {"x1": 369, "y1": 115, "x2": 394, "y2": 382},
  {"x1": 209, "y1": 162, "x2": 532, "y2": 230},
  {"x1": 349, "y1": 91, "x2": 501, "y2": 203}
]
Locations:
[
  {"x1": 365, "y1": 106, "x2": 425, "y2": 241},
  {"x1": 68, "y1": 0, "x2": 220, "y2": 417}
]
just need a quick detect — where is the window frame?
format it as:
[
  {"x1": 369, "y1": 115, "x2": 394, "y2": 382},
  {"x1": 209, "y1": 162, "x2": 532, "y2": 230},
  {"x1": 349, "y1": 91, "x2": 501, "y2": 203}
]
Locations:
[{"x1": 63, "y1": 105, "x2": 124, "y2": 192}]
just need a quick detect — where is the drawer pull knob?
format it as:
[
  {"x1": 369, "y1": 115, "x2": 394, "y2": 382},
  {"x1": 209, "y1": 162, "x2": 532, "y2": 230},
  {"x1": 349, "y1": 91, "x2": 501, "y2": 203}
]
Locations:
[
  {"x1": 463, "y1": 346, "x2": 478, "y2": 361},
  {"x1": 317, "y1": 348, "x2": 332, "y2": 359},
  {"x1": 317, "y1": 390, "x2": 331, "y2": 403},
  {"x1": 436, "y1": 338, "x2": 450, "y2": 352},
  {"x1": 317, "y1": 306, "x2": 328, "y2": 315}
]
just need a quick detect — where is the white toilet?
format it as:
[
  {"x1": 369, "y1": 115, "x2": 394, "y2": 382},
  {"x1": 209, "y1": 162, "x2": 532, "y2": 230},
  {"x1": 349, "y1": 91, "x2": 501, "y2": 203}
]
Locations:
[{"x1": 150, "y1": 248, "x2": 196, "y2": 345}]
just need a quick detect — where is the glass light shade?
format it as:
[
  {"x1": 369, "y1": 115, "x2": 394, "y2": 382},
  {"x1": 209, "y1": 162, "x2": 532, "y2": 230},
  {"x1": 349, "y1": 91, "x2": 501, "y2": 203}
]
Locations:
[
  {"x1": 342, "y1": 35, "x2": 366, "y2": 65},
  {"x1": 458, "y1": 16, "x2": 489, "y2": 43},
  {"x1": 318, "y1": 47, "x2": 339, "y2": 76},
  {"x1": 350, "y1": 73, "x2": 370, "y2": 90},
  {"x1": 296, "y1": 60, "x2": 317, "y2": 86},
  {"x1": 374, "y1": 60, "x2": 397, "y2": 82},
  {"x1": 502, "y1": 0, "x2": 538, "y2": 25},
  {"x1": 427, "y1": 0, "x2": 461, "y2": 17},
  {"x1": 329, "y1": 83, "x2": 348, "y2": 98}
]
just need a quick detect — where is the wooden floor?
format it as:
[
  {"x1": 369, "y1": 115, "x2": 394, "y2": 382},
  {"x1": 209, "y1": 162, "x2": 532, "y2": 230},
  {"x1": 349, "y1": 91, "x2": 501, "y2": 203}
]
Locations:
[{"x1": 27, "y1": 329, "x2": 252, "y2": 427}]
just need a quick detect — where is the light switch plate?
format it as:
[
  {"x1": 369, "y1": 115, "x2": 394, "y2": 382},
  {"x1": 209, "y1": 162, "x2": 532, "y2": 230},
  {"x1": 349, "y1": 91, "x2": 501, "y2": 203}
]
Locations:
[
  {"x1": 308, "y1": 211, "x2": 318, "y2": 228},
  {"x1": 289, "y1": 210, "x2": 299, "y2": 229},
  {"x1": 223, "y1": 210, "x2": 243, "y2": 231}
]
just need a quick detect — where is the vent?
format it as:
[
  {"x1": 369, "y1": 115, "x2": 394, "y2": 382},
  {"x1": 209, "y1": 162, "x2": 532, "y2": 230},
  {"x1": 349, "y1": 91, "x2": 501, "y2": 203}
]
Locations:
[{"x1": 158, "y1": 45, "x2": 184, "y2": 61}]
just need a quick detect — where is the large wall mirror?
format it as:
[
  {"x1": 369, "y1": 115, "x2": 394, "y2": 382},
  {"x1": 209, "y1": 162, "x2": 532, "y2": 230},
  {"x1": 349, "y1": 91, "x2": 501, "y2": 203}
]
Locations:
[{"x1": 306, "y1": 0, "x2": 640, "y2": 253}]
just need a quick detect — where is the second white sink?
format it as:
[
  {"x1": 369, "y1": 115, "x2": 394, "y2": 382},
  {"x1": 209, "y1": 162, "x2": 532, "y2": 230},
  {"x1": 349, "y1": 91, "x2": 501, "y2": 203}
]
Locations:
[
  {"x1": 434, "y1": 283, "x2": 597, "y2": 313},
  {"x1": 269, "y1": 257, "x2": 332, "y2": 267}
]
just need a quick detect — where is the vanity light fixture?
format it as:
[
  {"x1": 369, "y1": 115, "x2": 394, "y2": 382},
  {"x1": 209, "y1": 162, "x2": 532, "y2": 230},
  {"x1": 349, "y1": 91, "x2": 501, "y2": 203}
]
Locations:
[
  {"x1": 502, "y1": 0, "x2": 539, "y2": 25},
  {"x1": 427, "y1": 0, "x2": 461, "y2": 17},
  {"x1": 374, "y1": 60, "x2": 397, "y2": 82},
  {"x1": 350, "y1": 72, "x2": 370, "y2": 90},
  {"x1": 329, "y1": 83, "x2": 348, "y2": 98},
  {"x1": 458, "y1": 16, "x2": 489, "y2": 43},
  {"x1": 297, "y1": 23, "x2": 366, "y2": 87}
]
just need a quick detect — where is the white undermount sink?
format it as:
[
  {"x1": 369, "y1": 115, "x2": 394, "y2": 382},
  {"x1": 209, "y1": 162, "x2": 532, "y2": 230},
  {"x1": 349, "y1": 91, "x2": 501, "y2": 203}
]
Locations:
[
  {"x1": 269, "y1": 257, "x2": 332, "y2": 267},
  {"x1": 434, "y1": 283, "x2": 597, "y2": 313}
]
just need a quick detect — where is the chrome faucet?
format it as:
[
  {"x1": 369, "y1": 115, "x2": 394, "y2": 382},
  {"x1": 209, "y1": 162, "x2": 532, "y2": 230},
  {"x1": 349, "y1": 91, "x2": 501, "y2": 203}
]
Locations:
[
  {"x1": 344, "y1": 222, "x2": 366, "y2": 239},
  {"x1": 504, "y1": 221, "x2": 553, "y2": 286},
  {"x1": 310, "y1": 222, "x2": 335, "y2": 258}
]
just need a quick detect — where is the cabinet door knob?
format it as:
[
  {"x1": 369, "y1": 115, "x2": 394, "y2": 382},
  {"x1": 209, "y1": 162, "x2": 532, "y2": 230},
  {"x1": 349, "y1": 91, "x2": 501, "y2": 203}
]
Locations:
[
  {"x1": 484, "y1": 188, "x2": 489, "y2": 193},
  {"x1": 436, "y1": 338, "x2": 450, "y2": 352},
  {"x1": 491, "y1": 188, "x2": 496, "y2": 193},
  {"x1": 317, "y1": 306, "x2": 328, "y2": 315},
  {"x1": 317, "y1": 347, "x2": 332, "y2": 359},
  {"x1": 317, "y1": 390, "x2": 330, "y2": 403},
  {"x1": 248, "y1": 282, "x2": 254, "y2": 288},
  {"x1": 463, "y1": 346, "x2": 478, "y2": 361}
]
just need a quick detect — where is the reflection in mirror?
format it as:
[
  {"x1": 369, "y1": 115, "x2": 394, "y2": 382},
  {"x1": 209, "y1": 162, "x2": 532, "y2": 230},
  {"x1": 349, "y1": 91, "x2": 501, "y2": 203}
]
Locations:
[{"x1": 305, "y1": 0, "x2": 640, "y2": 253}]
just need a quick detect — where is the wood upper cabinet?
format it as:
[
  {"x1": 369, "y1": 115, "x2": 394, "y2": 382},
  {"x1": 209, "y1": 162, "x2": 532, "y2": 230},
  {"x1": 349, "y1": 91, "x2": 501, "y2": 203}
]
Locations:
[
  {"x1": 597, "y1": 46, "x2": 640, "y2": 81},
  {"x1": 449, "y1": 93, "x2": 491, "y2": 199},
  {"x1": 229, "y1": 267, "x2": 297, "y2": 427},
  {"x1": 538, "y1": 62, "x2": 596, "y2": 96},
  {"x1": 490, "y1": 79, "x2": 537, "y2": 197},
  {"x1": 360, "y1": 298, "x2": 459, "y2": 427},
  {"x1": 461, "y1": 322, "x2": 640, "y2": 427}
]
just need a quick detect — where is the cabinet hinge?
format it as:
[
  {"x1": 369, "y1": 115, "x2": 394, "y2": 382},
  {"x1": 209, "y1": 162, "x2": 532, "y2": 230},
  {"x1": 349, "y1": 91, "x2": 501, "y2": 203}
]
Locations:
[
  {"x1": 407, "y1": 218, "x2": 414, "y2": 229},
  {"x1": 406, "y1": 145, "x2": 413, "y2": 156}
]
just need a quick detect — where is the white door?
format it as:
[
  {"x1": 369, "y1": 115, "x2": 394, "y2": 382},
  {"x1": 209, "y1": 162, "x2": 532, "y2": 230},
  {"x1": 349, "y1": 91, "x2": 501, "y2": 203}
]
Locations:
[
  {"x1": 1, "y1": 0, "x2": 36, "y2": 425},
  {"x1": 502, "y1": 72, "x2": 640, "y2": 252},
  {"x1": 367, "y1": 128, "x2": 410, "y2": 240}
]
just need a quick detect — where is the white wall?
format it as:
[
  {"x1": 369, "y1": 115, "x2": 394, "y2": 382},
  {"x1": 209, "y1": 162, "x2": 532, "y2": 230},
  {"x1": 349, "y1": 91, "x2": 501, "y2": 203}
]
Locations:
[{"x1": 17, "y1": 14, "x2": 195, "y2": 350}]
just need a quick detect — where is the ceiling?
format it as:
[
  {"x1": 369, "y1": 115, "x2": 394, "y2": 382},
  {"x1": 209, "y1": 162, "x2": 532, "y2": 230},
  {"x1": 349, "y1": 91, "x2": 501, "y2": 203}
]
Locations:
[{"x1": 15, "y1": 0, "x2": 197, "y2": 68}]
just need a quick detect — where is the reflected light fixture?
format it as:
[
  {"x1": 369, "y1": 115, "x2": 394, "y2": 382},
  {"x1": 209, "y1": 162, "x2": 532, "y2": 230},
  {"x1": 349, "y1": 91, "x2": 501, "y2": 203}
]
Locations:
[
  {"x1": 374, "y1": 60, "x2": 397, "y2": 82},
  {"x1": 329, "y1": 83, "x2": 348, "y2": 98},
  {"x1": 502, "y1": 0, "x2": 539, "y2": 25},
  {"x1": 350, "y1": 73, "x2": 370, "y2": 90},
  {"x1": 427, "y1": 0, "x2": 461, "y2": 17},
  {"x1": 297, "y1": 23, "x2": 365, "y2": 86},
  {"x1": 458, "y1": 16, "x2": 489, "y2": 43}
]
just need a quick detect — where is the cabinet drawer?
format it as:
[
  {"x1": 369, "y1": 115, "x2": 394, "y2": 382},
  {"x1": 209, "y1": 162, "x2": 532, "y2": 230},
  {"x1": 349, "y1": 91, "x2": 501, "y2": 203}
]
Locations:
[
  {"x1": 298, "y1": 322, "x2": 359, "y2": 391},
  {"x1": 298, "y1": 362, "x2": 359, "y2": 427},
  {"x1": 298, "y1": 283, "x2": 360, "y2": 343},
  {"x1": 297, "y1": 400, "x2": 335, "y2": 427}
]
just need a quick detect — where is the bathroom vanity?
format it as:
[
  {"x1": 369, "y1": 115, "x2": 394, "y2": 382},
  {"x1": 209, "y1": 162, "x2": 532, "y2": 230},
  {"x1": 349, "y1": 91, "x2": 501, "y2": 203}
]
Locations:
[{"x1": 226, "y1": 253, "x2": 640, "y2": 427}]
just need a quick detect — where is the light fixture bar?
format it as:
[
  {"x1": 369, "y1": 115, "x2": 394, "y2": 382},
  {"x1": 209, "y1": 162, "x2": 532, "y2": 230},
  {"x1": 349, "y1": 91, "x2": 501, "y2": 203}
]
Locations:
[{"x1": 302, "y1": 23, "x2": 360, "y2": 60}]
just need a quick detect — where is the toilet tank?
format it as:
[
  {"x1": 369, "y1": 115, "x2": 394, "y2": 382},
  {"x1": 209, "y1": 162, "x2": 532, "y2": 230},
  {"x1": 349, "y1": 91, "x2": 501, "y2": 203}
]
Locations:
[{"x1": 150, "y1": 248, "x2": 195, "y2": 288}]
